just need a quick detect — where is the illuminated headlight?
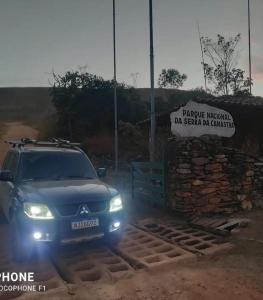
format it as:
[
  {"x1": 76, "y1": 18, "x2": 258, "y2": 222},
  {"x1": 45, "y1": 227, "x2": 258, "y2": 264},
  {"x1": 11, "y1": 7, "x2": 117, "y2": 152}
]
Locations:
[
  {"x1": 24, "y1": 203, "x2": 54, "y2": 220},
  {"x1": 33, "y1": 232, "x2": 42, "y2": 240},
  {"x1": 109, "y1": 195, "x2": 123, "y2": 212}
]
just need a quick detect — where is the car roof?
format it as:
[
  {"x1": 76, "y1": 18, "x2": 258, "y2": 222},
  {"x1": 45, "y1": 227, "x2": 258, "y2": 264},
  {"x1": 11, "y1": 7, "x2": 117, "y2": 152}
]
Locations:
[{"x1": 12, "y1": 146, "x2": 82, "y2": 154}]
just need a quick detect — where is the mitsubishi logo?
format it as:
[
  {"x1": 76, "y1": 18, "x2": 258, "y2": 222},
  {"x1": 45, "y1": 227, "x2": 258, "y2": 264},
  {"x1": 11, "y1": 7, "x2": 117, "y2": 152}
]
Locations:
[{"x1": 80, "y1": 204, "x2": 89, "y2": 215}]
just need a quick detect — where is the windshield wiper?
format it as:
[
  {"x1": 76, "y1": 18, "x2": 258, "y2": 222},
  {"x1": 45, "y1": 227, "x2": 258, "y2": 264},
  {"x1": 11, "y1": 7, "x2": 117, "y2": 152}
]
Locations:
[
  {"x1": 64, "y1": 175, "x2": 94, "y2": 179},
  {"x1": 22, "y1": 177, "x2": 47, "y2": 182},
  {"x1": 22, "y1": 175, "x2": 94, "y2": 181}
]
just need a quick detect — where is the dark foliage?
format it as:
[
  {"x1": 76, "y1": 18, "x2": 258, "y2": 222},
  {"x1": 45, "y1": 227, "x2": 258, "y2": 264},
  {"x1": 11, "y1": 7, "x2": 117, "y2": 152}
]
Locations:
[
  {"x1": 158, "y1": 68, "x2": 187, "y2": 89},
  {"x1": 156, "y1": 88, "x2": 210, "y2": 113},
  {"x1": 50, "y1": 71, "x2": 148, "y2": 139}
]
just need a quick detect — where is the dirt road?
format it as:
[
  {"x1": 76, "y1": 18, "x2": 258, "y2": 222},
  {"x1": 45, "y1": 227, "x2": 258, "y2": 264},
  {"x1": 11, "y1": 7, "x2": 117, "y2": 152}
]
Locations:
[
  {"x1": 37, "y1": 211, "x2": 263, "y2": 300},
  {"x1": 0, "y1": 122, "x2": 38, "y2": 164}
]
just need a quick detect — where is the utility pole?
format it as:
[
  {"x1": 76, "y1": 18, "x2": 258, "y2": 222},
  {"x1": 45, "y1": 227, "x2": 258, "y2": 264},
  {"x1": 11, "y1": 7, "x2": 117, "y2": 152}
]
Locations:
[
  {"x1": 248, "y1": 0, "x2": 252, "y2": 95},
  {"x1": 113, "y1": 0, "x2": 118, "y2": 171},
  {"x1": 149, "y1": 0, "x2": 156, "y2": 162}
]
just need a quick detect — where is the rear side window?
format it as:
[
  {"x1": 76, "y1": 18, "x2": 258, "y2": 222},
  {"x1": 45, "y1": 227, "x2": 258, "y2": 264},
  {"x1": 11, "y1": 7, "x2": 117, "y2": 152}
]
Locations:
[
  {"x1": 2, "y1": 152, "x2": 11, "y2": 170},
  {"x1": 3, "y1": 151, "x2": 19, "y2": 177}
]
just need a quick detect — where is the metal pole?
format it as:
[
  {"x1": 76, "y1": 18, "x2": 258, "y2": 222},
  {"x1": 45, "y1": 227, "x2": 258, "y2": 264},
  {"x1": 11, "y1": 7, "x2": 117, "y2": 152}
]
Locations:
[
  {"x1": 248, "y1": 0, "x2": 252, "y2": 95},
  {"x1": 113, "y1": 0, "x2": 118, "y2": 171},
  {"x1": 149, "y1": 0, "x2": 155, "y2": 162},
  {"x1": 197, "y1": 22, "x2": 207, "y2": 91}
]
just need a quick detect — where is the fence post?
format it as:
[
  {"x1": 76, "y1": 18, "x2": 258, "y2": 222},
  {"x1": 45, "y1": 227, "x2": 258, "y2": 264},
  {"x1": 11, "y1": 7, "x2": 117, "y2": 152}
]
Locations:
[{"x1": 162, "y1": 142, "x2": 168, "y2": 206}]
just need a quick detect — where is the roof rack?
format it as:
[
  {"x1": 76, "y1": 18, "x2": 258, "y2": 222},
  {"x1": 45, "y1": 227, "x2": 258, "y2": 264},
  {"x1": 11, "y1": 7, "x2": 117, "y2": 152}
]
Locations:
[{"x1": 5, "y1": 138, "x2": 81, "y2": 149}]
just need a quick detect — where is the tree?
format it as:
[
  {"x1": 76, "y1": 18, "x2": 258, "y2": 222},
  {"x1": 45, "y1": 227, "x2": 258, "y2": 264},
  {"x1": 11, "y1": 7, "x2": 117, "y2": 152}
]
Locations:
[
  {"x1": 50, "y1": 71, "x2": 147, "y2": 139},
  {"x1": 229, "y1": 68, "x2": 251, "y2": 95},
  {"x1": 158, "y1": 68, "x2": 187, "y2": 89},
  {"x1": 201, "y1": 34, "x2": 252, "y2": 95}
]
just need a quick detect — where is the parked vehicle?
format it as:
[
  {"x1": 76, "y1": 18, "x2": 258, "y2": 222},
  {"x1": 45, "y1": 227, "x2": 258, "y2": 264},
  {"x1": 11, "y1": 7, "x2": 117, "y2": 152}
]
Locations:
[{"x1": 0, "y1": 139, "x2": 124, "y2": 261}]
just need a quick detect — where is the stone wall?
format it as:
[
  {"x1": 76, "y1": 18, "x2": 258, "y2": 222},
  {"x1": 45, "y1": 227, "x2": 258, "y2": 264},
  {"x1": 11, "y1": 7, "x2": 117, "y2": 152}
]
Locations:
[
  {"x1": 253, "y1": 159, "x2": 263, "y2": 208},
  {"x1": 166, "y1": 137, "x2": 258, "y2": 217}
]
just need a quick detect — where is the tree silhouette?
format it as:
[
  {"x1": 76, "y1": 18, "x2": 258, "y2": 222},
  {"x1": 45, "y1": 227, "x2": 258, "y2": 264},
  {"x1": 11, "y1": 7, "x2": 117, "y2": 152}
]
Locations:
[
  {"x1": 201, "y1": 34, "x2": 252, "y2": 95},
  {"x1": 158, "y1": 68, "x2": 187, "y2": 89}
]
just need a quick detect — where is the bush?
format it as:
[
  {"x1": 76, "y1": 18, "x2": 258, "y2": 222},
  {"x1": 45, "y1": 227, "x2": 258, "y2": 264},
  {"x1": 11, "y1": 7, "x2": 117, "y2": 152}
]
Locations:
[{"x1": 50, "y1": 71, "x2": 148, "y2": 140}]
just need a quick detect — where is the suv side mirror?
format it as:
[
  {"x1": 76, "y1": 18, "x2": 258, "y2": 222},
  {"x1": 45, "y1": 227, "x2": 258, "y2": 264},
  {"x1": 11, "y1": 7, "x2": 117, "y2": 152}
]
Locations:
[
  {"x1": 0, "y1": 170, "x2": 13, "y2": 182},
  {"x1": 97, "y1": 168, "x2": 107, "y2": 178}
]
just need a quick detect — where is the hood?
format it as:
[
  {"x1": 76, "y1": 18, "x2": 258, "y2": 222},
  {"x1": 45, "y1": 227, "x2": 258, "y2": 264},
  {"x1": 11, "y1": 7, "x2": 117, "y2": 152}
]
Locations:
[{"x1": 17, "y1": 179, "x2": 118, "y2": 206}]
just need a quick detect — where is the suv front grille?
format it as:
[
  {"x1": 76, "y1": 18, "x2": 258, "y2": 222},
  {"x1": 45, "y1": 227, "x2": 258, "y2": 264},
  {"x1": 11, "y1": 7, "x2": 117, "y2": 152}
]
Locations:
[
  {"x1": 55, "y1": 201, "x2": 107, "y2": 216},
  {"x1": 87, "y1": 201, "x2": 107, "y2": 213}
]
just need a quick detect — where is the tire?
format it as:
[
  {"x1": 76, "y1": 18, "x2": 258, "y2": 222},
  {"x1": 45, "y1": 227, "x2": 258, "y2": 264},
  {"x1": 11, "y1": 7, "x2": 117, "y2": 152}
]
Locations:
[{"x1": 10, "y1": 217, "x2": 33, "y2": 263}]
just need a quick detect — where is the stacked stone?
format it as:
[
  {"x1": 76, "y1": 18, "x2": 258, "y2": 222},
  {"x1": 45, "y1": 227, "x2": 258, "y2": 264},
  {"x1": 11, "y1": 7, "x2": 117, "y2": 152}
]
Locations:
[
  {"x1": 166, "y1": 137, "x2": 255, "y2": 217},
  {"x1": 223, "y1": 148, "x2": 255, "y2": 210},
  {"x1": 253, "y1": 158, "x2": 263, "y2": 208}
]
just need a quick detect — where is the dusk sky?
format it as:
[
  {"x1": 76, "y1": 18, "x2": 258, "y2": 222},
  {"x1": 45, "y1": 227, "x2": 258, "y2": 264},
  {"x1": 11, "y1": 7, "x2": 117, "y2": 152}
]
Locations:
[{"x1": 0, "y1": 0, "x2": 262, "y2": 95}]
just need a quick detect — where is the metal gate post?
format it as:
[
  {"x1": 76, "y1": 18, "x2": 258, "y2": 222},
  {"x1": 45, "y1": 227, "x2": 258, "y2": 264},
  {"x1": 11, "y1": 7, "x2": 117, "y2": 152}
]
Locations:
[
  {"x1": 131, "y1": 164, "x2": 135, "y2": 200},
  {"x1": 162, "y1": 142, "x2": 168, "y2": 205}
]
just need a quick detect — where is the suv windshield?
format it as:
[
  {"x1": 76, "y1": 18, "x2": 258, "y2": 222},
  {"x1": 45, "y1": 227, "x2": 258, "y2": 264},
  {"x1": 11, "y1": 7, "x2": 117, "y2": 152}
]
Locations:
[{"x1": 19, "y1": 151, "x2": 97, "y2": 181}]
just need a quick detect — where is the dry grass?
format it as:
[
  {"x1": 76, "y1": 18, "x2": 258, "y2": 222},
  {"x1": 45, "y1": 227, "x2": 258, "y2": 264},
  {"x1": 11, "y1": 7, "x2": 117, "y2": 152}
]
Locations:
[
  {"x1": 83, "y1": 133, "x2": 114, "y2": 155},
  {"x1": 0, "y1": 122, "x2": 6, "y2": 140}
]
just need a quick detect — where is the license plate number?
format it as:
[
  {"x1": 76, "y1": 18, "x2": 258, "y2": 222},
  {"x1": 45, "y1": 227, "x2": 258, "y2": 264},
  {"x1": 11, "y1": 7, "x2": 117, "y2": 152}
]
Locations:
[{"x1": 71, "y1": 219, "x2": 99, "y2": 230}]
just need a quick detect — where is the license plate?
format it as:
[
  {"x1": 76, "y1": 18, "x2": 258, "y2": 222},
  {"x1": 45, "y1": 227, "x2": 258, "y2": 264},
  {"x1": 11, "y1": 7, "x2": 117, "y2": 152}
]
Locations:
[{"x1": 71, "y1": 219, "x2": 99, "y2": 230}]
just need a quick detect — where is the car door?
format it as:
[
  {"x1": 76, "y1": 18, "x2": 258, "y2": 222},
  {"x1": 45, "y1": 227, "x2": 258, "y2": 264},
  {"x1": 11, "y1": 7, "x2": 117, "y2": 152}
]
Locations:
[
  {"x1": 0, "y1": 151, "x2": 19, "y2": 219},
  {"x1": 0, "y1": 152, "x2": 11, "y2": 218}
]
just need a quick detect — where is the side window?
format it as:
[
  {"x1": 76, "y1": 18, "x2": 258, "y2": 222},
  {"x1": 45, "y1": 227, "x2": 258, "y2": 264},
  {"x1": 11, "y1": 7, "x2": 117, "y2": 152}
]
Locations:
[
  {"x1": 2, "y1": 152, "x2": 11, "y2": 170},
  {"x1": 3, "y1": 152, "x2": 19, "y2": 177}
]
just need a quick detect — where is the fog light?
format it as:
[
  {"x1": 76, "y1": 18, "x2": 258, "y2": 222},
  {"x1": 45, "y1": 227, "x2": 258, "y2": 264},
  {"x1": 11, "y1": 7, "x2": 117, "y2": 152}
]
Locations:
[
  {"x1": 33, "y1": 232, "x2": 42, "y2": 240},
  {"x1": 113, "y1": 221, "x2": 120, "y2": 228},
  {"x1": 109, "y1": 221, "x2": 121, "y2": 232}
]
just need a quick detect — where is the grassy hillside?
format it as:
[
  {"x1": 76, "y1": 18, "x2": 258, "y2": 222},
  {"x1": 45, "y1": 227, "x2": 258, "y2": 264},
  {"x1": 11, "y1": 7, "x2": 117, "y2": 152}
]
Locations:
[
  {"x1": 0, "y1": 122, "x2": 6, "y2": 139},
  {"x1": 136, "y1": 88, "x2": 209, "y2": 103},
  {"x1": 0, "y1": 87, "x2": 54, "y2": 124},
  {"x1": 136, "y1": 88, "x2": 180, "y2": 102},
  {"x1": 0, "y1": 87, "x2": 207, "y2": 129},
  {"x1": 0, "y1": 87, "x2": 208, "y2": 161}
]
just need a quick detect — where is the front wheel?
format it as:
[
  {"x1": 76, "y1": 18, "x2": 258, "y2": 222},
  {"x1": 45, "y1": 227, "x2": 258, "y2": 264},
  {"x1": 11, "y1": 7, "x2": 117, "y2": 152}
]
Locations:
[{"x1": 10, "y1": 217, "x2": 34, "y2": 263}]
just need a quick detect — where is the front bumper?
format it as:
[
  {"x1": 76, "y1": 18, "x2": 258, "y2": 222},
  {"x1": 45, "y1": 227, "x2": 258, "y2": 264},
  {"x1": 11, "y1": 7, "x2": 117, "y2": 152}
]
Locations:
[{"x1": 16, "y1": 209, "x2": 124, "y2": 245}]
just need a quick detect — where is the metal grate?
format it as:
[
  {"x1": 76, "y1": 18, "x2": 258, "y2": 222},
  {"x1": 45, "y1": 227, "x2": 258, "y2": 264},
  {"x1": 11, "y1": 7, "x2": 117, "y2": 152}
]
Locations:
[{"x1": 136, "y1": 220, "x2": 233, "y2": 255}]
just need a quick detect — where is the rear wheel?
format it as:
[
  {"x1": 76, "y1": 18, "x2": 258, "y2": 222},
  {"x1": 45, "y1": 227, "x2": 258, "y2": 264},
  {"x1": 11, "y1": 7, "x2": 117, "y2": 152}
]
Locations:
[{"x1": 10, "y1": 217, "x2": 34, "y2": 263}]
